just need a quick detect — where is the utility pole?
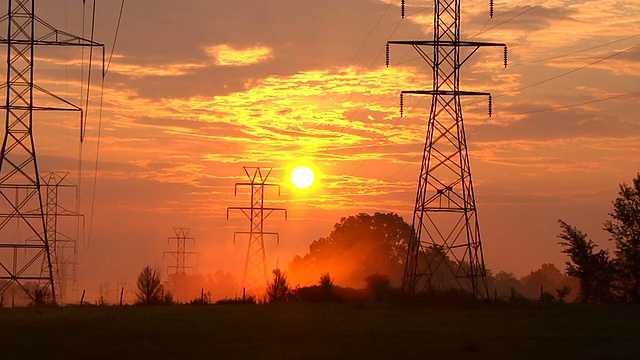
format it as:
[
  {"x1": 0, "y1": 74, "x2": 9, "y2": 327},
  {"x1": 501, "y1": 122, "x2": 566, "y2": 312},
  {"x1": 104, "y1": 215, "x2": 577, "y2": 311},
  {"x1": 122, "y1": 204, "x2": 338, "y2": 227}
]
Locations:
[
  {"x1": 164, "y1": 227, "x2": 198, "y2": 275},
  {"x1": 387, "y1": 0, "x2": 507, "y2": 299},
  {"x1": 227, "y1": 167, "x2": 286, "y2": 293},
  {"x1": 0, "y1": 0, "x2": 103, "y2": 304}
]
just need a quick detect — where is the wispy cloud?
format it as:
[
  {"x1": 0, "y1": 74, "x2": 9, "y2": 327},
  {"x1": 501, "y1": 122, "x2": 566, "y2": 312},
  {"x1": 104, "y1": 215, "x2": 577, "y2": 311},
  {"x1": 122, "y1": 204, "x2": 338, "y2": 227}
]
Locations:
[{"x1": 205, "y1": 44, "x2": 274, "y2": 66}]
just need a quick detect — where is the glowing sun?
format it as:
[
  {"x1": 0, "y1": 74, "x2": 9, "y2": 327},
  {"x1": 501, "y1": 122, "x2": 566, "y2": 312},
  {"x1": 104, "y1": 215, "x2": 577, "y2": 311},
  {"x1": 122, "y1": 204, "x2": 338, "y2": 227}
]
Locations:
[{"x1": 291, "y1": 166, "x2": 315, "y2": 189}]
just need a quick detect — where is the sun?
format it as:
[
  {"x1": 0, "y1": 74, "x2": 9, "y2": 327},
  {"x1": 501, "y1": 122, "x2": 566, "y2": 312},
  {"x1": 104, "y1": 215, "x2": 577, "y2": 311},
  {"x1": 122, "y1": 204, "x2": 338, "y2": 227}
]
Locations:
[{"x1": 291, "y1": 166, "x2": 315, "y2": 189}]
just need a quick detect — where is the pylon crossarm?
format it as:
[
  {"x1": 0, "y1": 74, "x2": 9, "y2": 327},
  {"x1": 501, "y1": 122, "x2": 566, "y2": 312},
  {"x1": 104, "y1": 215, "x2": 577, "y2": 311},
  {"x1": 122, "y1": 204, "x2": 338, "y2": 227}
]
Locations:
[
  {"x1": 402, "y1": 90, "x2": 491, "y2": 96},
  {"x1": 0, "y1": 12, "x2": 103, "y2": 47},
  {"x1": 388, "y1": 40, "x2": 505, "y2": 47},
  {"x1": 262, "y1": 208, "x2": 286, "y2": 221}
]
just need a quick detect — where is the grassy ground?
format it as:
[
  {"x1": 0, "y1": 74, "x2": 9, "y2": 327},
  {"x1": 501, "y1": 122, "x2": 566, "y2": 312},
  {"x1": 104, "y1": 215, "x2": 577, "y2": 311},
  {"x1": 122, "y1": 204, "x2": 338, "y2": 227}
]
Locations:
[{"x1": 1, "y1": 302, "x2": 639, "y2": 359}]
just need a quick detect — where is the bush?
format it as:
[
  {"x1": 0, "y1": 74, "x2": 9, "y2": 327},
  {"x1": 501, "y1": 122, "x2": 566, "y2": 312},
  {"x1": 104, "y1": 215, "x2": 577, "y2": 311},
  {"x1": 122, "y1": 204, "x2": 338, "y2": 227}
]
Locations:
[
  {"x1": 136, "y1": 265, "x2": 163, "y2": 305},
  {"x1": 365, "y1": 274, "x2": 395, "y2": 301},
  {"x1": 266, "y1": 268, "x2": 290, "y2": 303},
  {"x1": 215, "y1": 295, "x2": 257, "y2": 305}
]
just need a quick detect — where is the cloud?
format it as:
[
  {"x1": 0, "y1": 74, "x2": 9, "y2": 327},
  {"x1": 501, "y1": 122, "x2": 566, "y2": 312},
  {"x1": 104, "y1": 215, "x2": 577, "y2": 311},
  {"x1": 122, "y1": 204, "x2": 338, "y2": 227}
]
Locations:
[
  {"x1": 108, "y1": 61, "x2": 207, "y2": 77},
  {"x1": 205, "y1": 44, "x2": 274, "y2": 66}
]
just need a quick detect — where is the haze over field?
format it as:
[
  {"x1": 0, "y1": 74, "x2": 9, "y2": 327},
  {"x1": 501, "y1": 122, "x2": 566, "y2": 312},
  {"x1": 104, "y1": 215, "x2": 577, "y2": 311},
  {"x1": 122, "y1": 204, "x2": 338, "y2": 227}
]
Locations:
[{"x1": 13, "y1": 0, "x2": 640, "y2": 301}]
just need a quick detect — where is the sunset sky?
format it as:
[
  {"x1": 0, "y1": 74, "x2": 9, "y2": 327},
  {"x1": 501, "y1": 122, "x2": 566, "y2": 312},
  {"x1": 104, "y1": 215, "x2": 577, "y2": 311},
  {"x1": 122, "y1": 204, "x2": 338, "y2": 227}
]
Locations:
[{"x1": 16, "y1": 0, "x2": 640, "y2": 300}]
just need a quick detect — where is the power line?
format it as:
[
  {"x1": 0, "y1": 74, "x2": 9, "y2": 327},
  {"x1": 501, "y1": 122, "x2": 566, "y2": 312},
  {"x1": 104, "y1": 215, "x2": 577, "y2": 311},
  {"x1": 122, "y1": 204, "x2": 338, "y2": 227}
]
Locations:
[
  {"x1": 514, "y1": 33, "x2": 640, "y2": 67},
  {"x1": 510, "y1": 91, "x2": 640, "y2": 116},
  {"x1": 86, "y1": 0, "x2": 126, "y2": 247},
  {"x1": 105, "y1": 0, "x2": 125, "y2": 75},
  {"x1": 505, "y1": 43, "x2": 640, "y2": 95}
]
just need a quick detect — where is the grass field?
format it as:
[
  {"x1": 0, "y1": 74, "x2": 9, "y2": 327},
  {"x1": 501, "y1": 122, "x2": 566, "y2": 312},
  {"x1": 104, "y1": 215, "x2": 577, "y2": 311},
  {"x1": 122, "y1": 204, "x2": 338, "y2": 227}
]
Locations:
[{"x1": 1, "y1": 302, "x2": 639, "y2": 359}]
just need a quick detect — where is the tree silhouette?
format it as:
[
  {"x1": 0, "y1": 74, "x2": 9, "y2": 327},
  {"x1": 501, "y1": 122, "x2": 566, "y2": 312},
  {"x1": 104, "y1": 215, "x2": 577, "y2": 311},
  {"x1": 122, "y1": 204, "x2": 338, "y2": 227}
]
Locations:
[
  {"x1": 558, "y1": 220, "x2": 614, "y2": 303},
  {"x1": 266, "y1": 268, "x2": 290, "y2": 303},
  {"x1": 365, "y1": 273, "x2": 393, "y2": 301},
  {"x1": 604, "y1": 173, "x2": 640, "y2": 302},
  {"x1": 289, "y1": 212, "x2": 410, "y2": 287},
  {"x1": 319, "y1": 272, "x2": 333, "y2": 289},
  {"x1": 519, "y1": 263, "x2": 577, "y2": 301},
  {"x1": 136, "y1": 265, "x2": 163, "y2": 305},
  {"x1": 487, "y1": 271, "x2": 527, "y2": 301}
]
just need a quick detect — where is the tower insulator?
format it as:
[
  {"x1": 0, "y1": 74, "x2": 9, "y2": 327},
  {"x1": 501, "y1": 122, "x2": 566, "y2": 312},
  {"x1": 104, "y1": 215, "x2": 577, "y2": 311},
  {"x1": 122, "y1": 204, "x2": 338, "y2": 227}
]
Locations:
[
  {"x1": 386, "y1": 43, "x2": 390, "y2": 67},
  {"x1": 401, "y1": 0, "x2": 406, "y2": 18},
  {"x1": 503, "y1": 46, "x2": 508, "y2": 68},
  {"x1": 489, "y1": 0, "x2": 494, "y2": 18},
  {"x1": 488, "y1": 95, "x2": 493, "y2": 118},
  {"x1": 400, "y1": 93, "x2": 404, "y2": 117},
  {"x1": 102, "y1": 46, "x2": 106, "y2": 78}
]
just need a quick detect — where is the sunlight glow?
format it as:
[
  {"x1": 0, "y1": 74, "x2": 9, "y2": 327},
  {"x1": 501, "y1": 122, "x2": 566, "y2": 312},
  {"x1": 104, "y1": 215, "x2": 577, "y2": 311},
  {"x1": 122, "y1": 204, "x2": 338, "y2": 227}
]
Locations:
[
  {"x1": 205, "y1": 44, "x2": 273, "y2": 66},
  {"x1": 291, "y1": 166, "x2": 315, "y2": 189}
]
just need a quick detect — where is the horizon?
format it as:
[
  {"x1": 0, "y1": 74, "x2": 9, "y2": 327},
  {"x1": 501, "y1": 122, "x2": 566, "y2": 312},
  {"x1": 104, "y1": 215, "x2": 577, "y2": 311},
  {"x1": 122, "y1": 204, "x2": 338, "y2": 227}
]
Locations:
[{"x1": 1, "y1": 0, "x2": 639, "y2": 303}]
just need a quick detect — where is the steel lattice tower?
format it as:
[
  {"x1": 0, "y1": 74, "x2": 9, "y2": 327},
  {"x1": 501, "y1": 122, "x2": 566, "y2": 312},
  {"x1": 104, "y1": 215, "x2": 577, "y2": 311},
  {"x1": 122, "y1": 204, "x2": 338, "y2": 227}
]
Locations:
[
  {"x1": 36, "y1": 172, "x2": 82, "y2": 304},
  {"x1": 0, "y1": 0, "x2": 102, "y2": 304},
  {"x1": 227, "y1": 167, "x2": 286, "y2": 292},
  {"x1": 387, "y1": 0, "x2": 506, "y2": 299},
  {"x1": 164, "y1": 227, "x2": 198, "y2": 275}
]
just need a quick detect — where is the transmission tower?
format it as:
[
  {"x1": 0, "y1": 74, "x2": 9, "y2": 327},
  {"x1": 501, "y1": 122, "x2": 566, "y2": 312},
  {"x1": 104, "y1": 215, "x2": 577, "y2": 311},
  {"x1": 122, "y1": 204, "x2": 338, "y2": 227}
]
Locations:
[
  {"x1": 34, "y1": 172, "x2": 82, "y2": 304},
  {"x1": 227, "y1": 167, "x2": 286, "y2": 292},
  {"x1": 0, "y1": 1, "x2": 103, "y2": 304},
  {"x1": 387, "y1": 0, "x2": 507, "y2": 299},
  {"x1": 163, "y1": 227, "x2": 198, "y2": 275}
]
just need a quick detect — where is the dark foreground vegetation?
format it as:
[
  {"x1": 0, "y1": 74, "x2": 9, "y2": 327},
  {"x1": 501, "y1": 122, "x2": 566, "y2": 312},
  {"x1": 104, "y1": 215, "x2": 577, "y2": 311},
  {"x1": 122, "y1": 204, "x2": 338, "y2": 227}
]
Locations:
[{"x1": 2, "y1": 302, "x2": 640, "y2": 359}]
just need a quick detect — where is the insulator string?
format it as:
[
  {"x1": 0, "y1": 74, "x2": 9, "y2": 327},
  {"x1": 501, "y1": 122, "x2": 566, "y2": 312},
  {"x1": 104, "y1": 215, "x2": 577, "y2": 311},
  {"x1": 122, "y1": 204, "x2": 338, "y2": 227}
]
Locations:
[
  {"x1": 503, "y1": 46, "x2": 508, "y2": 68},
  {"x1": 385, "y1": 43, "x2": 390, "y2": 67}
]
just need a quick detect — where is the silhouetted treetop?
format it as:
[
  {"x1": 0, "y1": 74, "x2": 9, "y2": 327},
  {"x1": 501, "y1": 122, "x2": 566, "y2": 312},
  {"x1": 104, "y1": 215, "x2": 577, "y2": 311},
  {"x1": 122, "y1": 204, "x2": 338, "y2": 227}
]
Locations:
[
  {"x1": 558, "y1": 220, "x2": 615, "y2": 303},
  {"x1": 604, "y1": 173, "x2": 640, "y2": 302},
  {"x1": 136, "y1": 265, "x2": 164, "y2": 305},
  {"x1": 289, "y1": 212, "x2": 411, "y2": 287}
]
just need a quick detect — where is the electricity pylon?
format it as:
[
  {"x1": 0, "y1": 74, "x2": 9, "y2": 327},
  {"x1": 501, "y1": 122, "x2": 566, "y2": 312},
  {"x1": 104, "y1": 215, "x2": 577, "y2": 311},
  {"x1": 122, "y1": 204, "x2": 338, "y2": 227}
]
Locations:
[
  {"x1": 0, "y1": 0, "x2": 102, "y2": 304},
  {"x1": 227, "y1": 167, "x2": 286, "y2": 293},
  {"x1": 36, "y1": 172, "x2": 82, "y2": 304},
  {"x1": 387, "y1": 0, "x2": 507, "y2": 299},
  {"x1": 164, "y1": 227, "x2": 198, "y2": 275}
]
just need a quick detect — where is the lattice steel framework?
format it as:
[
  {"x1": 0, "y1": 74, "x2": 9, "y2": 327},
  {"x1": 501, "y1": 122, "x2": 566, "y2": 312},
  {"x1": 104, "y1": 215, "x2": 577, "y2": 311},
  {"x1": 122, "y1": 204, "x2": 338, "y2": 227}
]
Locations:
[
  {"x1": 227, "y1": 167, "x2": 286, "y2": 292},
  {"x1": 0, "y1": 0, "x2": 102, "y2": 304},
  {"x1": 388, "y1": 0, "x2": 506, "y2": 299},
  {"x1": 164, "y1": 227, "x2": 198, "y2": 275},
  {"x1": 34, "y1": 172, "x2": 82, "y2": 304}
]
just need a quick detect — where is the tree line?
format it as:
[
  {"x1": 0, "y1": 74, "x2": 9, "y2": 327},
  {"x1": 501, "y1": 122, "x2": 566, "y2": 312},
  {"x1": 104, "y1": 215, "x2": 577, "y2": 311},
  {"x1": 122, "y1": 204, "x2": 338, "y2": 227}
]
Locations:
[
  {"x1": 559, "y1": 173, "x2": 640, "y2": 303},
  {"x1": 134, "y1": 173, "x2": 639, "y2": 306}
]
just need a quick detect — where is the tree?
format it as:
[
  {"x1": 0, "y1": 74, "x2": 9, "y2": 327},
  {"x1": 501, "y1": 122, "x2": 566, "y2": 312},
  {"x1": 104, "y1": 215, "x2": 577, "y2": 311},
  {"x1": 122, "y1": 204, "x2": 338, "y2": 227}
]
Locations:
[
  {"x1": 604, "y1": 173, "x2": 640, "y2": 302},
  {"x1": 487, "y1": 271, "x2": 527, "y2": 301},
  {"x1": 319, "y1": 272, "x2": 333, "y2": 289},
  {"x1": 318, "y1": 273, "x2": 337, "y2": 301},
  {"x1": 519, "y1": 263, "x2": 577, "y2": 301},
  {"x1": 266, "y1": 268, "x2": 290, "y2": 303},
  {"x1": 288, "y1": 212, "x2": 411, "y2": 287},
  {"x1": 136, "y1": 265, "x2": 163, "y2": 305},
  {"x1": 558, "y1": 220, "x2": 615, "y2": 303},
  {"x1": 365, "y1": 273, "x2": 393, "y2": 301}
]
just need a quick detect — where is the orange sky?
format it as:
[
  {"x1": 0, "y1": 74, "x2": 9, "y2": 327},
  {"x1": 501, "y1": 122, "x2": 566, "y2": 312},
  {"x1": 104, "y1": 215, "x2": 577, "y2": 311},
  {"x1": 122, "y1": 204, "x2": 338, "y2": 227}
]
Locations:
[{"x1": 11, "y1": 0, "x2": 640, "y2": 301}]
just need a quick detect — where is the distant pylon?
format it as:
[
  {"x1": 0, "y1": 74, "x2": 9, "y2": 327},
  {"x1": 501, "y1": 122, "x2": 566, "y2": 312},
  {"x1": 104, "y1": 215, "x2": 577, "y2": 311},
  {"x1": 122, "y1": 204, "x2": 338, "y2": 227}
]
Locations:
[
  {"x1": 35, "y1": 172, "x2": 82, "y2": 305},
  {"x1": 227, "y1": 167, "x2": 286, "y2": 292},
  {"x1": 163, "y1": 228, "x2": 198, "y2": 275},
  {"x1": 0, "y1": 0, "x2": 103, "y2": 304},
  {"x1": 388, "y1": 0, "x2": 507, "y2": 299}
]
